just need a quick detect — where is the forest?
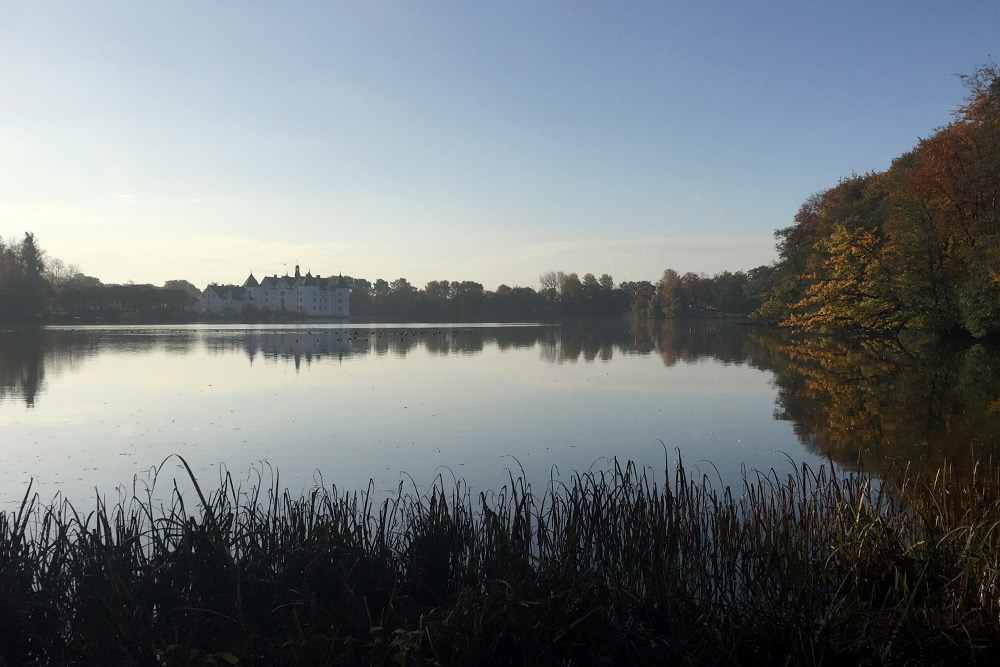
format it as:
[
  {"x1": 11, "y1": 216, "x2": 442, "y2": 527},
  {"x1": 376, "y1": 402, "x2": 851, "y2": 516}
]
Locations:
[{"x1": 753, "y1": 64, "x2": 1000, "y2": 338}]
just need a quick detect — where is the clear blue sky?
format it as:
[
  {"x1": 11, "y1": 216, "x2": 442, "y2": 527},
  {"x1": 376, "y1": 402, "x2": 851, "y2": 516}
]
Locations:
[{"x1": 2, "y1": 1, "x2": 997, "y2": 290}]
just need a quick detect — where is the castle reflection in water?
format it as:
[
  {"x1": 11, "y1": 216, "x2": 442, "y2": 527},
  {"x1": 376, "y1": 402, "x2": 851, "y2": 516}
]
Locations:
[{"x1": 3, "y1": 322, "x2": 1000, "y2": 474}]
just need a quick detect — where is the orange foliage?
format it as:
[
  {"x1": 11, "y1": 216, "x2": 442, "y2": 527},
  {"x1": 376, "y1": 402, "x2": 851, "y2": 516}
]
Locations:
[{"x1": 782, "y1": 225, "x2": 905, "y2": 334}]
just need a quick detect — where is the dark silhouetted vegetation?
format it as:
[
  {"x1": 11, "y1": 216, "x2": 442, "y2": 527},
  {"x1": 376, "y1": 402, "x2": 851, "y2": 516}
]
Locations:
[
  {"x1": 0, "y1": 236, "x2": 199, "y2": 324},
  {"x1": 0, "y1": 233, "x2": 47, "y2": 324},
  {"x1": 343, "y1": 269, "x2": 768, "y2": 322},
  {"x1": 2, "y1": 456, "x2": 999, "y2": 665},
  {"x1": 48, "y1": 277, "x2": 196, "y2": 323},
  {"x1": 0, "y1": 239, "x2": 772, "y2": 325},
  {"x1": 3, "y1": 233, "x2": 772, "y2": 324}
]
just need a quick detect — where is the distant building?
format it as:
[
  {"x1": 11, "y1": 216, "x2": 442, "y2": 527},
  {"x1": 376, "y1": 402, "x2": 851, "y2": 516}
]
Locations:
[
  {"x1": 196, "y1": 285, "x2": 249, "y2": 315},
  {"x1": 196, "y1": 265, "x2": 349, "y2": 316}
]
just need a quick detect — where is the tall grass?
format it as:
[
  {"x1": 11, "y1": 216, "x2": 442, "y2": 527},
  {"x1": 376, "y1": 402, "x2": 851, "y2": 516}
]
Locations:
[{"x1": 2, "y1": 454, "x2": 999, "y2": 665}]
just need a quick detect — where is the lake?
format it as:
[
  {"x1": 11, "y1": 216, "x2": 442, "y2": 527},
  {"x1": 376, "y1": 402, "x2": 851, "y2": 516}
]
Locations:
[{"x1": 2, "y1": 320, "x2": 999, "y2": 508}]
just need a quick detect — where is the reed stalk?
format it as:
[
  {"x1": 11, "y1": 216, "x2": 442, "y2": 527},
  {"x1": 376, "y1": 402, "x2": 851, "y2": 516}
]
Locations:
[{"x1": 1, "y1": 454, "x2": 998, "y2": 665}]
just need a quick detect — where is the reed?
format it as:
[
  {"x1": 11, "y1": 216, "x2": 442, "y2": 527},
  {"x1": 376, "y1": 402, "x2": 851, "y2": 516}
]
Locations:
[{"x1": 2, "y1": 454, "x2": 998, "y2": 666}]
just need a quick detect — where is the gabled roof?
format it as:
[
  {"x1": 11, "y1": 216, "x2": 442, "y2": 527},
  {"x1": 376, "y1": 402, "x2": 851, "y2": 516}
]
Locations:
[
  {"x1": 205, "y1": 285, "x2": 247, "y2": 299},
  {"x1": 207, "y1": 285, "x2": 243, "y2": 299},
  {"x1": 240, "y1": 271, "x2": 350, "y2": 293}
]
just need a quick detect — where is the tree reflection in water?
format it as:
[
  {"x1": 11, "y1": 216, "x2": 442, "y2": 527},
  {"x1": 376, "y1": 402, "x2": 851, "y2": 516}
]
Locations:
[
  {"x1": 3, "y1": 323, "x2": 999, "y2": 475},
  {"x1": 0, "y1": 331, "x2": 45, "y2": 407},
  {"x1": 754, "y1": 331, "x2": 1000, "y2": 473}
]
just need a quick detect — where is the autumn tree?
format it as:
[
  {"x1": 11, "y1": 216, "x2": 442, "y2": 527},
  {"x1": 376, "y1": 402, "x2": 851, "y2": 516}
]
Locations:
[
  {"x1": 757, "y1": 64, "x2": 1000, "y2": 337},
  {"x1": 654, "y1": 269, "x2": 682, "y2": 317},
  {"x1": 782, "y1": 225, "x2": 908, "y2": 334}
]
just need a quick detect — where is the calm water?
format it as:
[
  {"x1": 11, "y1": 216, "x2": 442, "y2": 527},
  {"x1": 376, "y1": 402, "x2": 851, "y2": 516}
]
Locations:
[{"x1": 2, "y1": 321, "x2": 999, "y2": 508}]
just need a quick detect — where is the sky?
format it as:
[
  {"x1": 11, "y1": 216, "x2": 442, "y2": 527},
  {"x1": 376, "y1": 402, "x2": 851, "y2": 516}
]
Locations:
[{"x1": 1, "y1": 1, "x2": 998, "y2": 291}]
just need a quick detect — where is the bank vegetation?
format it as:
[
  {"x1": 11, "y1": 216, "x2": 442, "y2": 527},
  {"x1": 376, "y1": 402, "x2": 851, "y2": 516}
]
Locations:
[{"x1": 2, "y1": 455, "x2": 999, "y2": 665}]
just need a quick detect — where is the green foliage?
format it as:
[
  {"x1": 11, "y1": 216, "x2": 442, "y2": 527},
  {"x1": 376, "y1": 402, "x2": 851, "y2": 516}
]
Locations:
[
  {"x1": 956, "y1": 241, "x2": 1000, "y2": 337},
  {"x1": 750, "y1": 267, "x2": 800, "y2": 325}
]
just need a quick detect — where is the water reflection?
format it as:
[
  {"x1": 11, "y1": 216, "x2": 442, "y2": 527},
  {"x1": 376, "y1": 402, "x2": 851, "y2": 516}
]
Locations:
[
  {"x1": 196, "y1": 321, "x2": 763, "y2": 367},
  {"x1": 199, "y1": 325, "x2": 617, "y2": 363},
  {"x1": 3, "y1": 323, "x2": 1000, "y2": 475},
  {"x1": 755, "y1": 332, "x2": 1000, "y2": 473},
  {"x1": 1, "y1": 328, "x2": 198, "y2": 406},
  {"x1": 0, "y1": 332, "x2": 46, "y2": 407}
]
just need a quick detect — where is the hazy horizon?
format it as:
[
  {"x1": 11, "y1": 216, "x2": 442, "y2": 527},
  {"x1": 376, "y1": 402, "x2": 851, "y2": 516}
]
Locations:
[{"x1": 2, "y1": 1, "x2": 997, "y2": 290}]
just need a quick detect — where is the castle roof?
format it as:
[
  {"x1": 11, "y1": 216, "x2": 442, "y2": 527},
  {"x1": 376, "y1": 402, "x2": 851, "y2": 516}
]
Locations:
[{"x1": 245, "y1": 272, "x2": 349, "y2": 292}]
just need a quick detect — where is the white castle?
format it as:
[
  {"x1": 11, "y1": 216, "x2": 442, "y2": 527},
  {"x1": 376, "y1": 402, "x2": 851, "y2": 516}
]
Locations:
[{"x1": 196, "y1": 265, "x2": 350, "y2": 317}]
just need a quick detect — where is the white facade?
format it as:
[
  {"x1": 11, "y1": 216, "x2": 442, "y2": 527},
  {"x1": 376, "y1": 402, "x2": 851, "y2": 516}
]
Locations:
[
  {"x1": 195, "y1": 285, "x2": 250, "y2": 315},
  {"x1": 196, "y1": 266, "x2": 350, "y2": 317}
]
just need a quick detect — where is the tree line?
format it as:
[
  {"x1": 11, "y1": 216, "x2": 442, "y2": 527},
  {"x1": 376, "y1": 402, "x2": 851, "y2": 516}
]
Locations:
[
  {"x1": 0, "y1": 232, "x2": 772, "y2": 324},
  {"x1": 753, "y1": 64, "x2": 1000, "y2": 338},
  {"x1": 0, "y1": 237, "x2": 200, "y2": 324},
  {"x1": 341, "y1": 269, "x2": 769, "y2": 321},
  {"x1": 48, "y1": 278, "x2": 198, "y2": 323}
]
